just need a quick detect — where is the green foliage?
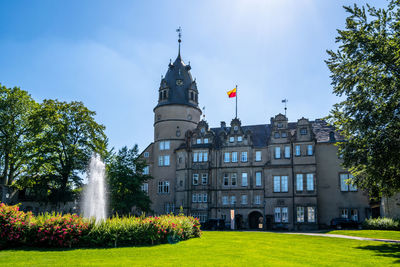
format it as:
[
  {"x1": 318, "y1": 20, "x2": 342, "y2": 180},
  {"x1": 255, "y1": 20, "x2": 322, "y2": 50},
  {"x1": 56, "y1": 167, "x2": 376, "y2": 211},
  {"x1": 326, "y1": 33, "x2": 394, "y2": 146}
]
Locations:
[
  {"x1": 107, "y1": 145, "x2": 152, "y2": 215},
  {"x1": 326, "y1": 1, "x2": 400, "y2": 197},
  {"x1": 362, "y1": 217, "x2": 400, "y2": 230},
  {"x1": 0, "y1": 84, "x2": 40, "y2": 186}
]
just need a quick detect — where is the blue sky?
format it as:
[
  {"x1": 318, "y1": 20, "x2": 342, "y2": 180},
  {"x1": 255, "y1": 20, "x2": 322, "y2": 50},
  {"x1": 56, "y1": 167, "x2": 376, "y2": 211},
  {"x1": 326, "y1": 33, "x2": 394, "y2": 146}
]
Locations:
[{"x1": 0, "y1": 0, "x2": 387, "y2": 152}]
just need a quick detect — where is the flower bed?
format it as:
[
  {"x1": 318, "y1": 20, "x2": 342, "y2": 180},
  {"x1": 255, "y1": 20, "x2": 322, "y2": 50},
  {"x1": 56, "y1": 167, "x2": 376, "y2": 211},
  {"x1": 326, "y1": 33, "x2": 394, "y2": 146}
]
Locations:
[{"x1": 0, "y1": 203, "x2": 201, "y2": 249}]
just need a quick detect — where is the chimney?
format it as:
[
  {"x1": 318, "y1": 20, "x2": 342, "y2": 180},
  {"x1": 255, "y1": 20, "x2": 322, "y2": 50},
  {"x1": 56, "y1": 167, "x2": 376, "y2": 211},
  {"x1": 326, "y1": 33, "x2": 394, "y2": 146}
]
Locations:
[{"x1": 220, "y1": 121, "x2": 226, "y2": 128}]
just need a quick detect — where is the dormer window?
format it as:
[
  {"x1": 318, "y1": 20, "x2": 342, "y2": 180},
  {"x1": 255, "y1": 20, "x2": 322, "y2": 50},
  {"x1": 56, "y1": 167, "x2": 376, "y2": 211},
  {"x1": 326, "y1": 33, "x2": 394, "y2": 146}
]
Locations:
[
  {"x1": 277, "y1": 123, "x2": 283, "y2": 128},
  {"x1": 196, "y1": 138, "x2": 201, "y2": 144},
  {"x1": 204, "y1": 138, "x2": 208, "y2": 144},
  {"x1": 281, "y1": 132, "x2": 287, "y2": 138},
  {"x1": 300, "y1": 128, "x2": 308, "y2": 135},
  {"x1": 274, "y1": 132, "x2": 280, "y2": 138},
  {"x1": 229, "y1": 136, "x2": 234, "y2": 143},
  {"x1": 234, "y1": 125, "x2": 238, "y2": 131},
  {"x1": 190, "y1": 91, "x2": 194, "y2": 101},
  {"x1": 237, "y1": 136, "x2": 242, "y2": 142},
  {"x1": 201, "y1": 128, "x2": 205, "y2": 134},
  {"x1": 163, "y1": 90, "x2": 167, "y2": 100}
]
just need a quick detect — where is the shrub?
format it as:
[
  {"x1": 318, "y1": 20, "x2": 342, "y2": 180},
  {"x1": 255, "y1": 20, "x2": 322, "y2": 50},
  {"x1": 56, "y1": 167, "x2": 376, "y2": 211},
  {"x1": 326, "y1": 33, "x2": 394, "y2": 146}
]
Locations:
[
  {"x1": 362, "y1": 217, "x2": 400, "y2": 230},
  {"x1": 0, "y1": 203, "x2": 32, "y2": 248}
]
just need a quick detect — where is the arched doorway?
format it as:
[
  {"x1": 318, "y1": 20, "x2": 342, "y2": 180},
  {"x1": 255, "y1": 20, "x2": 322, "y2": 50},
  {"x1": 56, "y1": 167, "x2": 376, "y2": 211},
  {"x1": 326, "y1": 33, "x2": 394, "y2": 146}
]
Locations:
[
  {"x1": 235, "y1": 214, "x2": 243, "y2": 230},
  {"x1": 248, "y1": 211, "x2": 263, "y2": 229}
]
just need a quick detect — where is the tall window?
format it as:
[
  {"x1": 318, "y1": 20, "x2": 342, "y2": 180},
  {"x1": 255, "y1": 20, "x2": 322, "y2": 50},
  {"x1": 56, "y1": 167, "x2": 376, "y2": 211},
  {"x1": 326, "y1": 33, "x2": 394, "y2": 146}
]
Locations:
[
  {"x1": 143, "y1": 166, "x2": 149, "y2": 175},
  {"x1": 165, "y1": 203, "x2": 175, "y2": 214},
  {"x1": 193, "y1": 151, "x2": 208, "y2": 162},
  {"x1": 222, "y1": 196, "x2": 228, "y2": 205},
  {"x1": 296, "y1": 174, "x2": 303, "y2": 191},
  {"x1": 340, "y1": 173, "x2": 357, "y2": 191},
  {"x1": 141, "y1": 183, "x2": 148, "y2": 194},
  {"x1": 275, "y1": 147, "x2": 281, "y2": 159},
  {"x1": 241, "y1": 173, "x2": 248, "y2": 186},
  {"x1": 158, "y1": 155, "x2": 170, "y2": 166},
  {"x1": 307, "y1": 173, "x2": 314, "y2": 191},
  {"x1": 231, "y1": 173, "x2": 237, "y2": 186},
  {"x1": 164, "y1": 155, "x2": 170, "y2": 166},
  {"x1": 159, "y1": 141, "x2": 170, "y2": 150},
  {"x1": 203, "y1": 193, "x2": 208, "y2": 203},
  {"x1": 297, "y1": 207, "x2": 305, "y2": 222},
  {"x1": 307, "y1": 145, "x2": 313, "y2": 156},
  {"x1": 255, "y1": 151, "x2": 262, "y2": 161},
  {"x1": 241, "y1": 152, "x2": 248, "y2": 162},
  {"x1": 223, "y1": 173, "x2": 229, "y2": 186},
  {"x1": 274, "y1": 207, "x2": 288, "y2": 223},
  {"x1": 351, "y1": 209, "x2": 358, "y2": 221},
  {"x1": 197, "y1": 193, "x2": 202, "y2": 203},
  {"x1": 230, "y1": 196, "x2": 236, "y2": 205},
  {"x1": 241, "y1": 195, "x2": 248, "y2": 205},
  {"x1": 341, "y1": 208, "x2": 348, "y2": 218},
  {"x1": 284, "y1": 146, "x2": 290, "y2": 158},
  {"x1": 274, "y1": 207, "x2": 281, "y2": 222},
  {"x1": 255, "y1": 171, "x2": 262, "y2": 187},
  {"x1": 308, "y1": 207, "x2": 315, "y2": 222},
  {"x1": 193, "y1": 152, "x2": 198, "y2": 162},
  {"x1": 193, "y1": 174, "x2": 199, "y2": 185},
  {"x1": 196, "y1": 138, "x2": 201, "y2": 144},
  {"x1": 204, "y1": 138, "x2": 208, "y2": 144},
  {"x1": 295, "y1": 145, "x2": 301, "y2": 156},
  {"x1": 232, "y1": 152, "x2": 238, "y2": 162},
  {"x1": 274, "y1": 176, "x2": 288, "y2": 192},
  {"x1": 229, "y1": 136, "x2": 234, "y2": 143},
  {"x1": 282, "y1": 207, "x2": 288, "y2": 223},
  {"x1": 202, "y1": 174, "x2": 208, "y2": 185},
  {"x1": 254, "y1": 195, "x2": 261, "y2": 205},
  {"x1": 158, "y1": 181, "x2": 169, "y2": 194},
  {"x1": 192, "y1": 193, "x2": 197, "y2": 203},
  {"x1": 224, "y1": 152, "x2": 230, "y2": 162}
]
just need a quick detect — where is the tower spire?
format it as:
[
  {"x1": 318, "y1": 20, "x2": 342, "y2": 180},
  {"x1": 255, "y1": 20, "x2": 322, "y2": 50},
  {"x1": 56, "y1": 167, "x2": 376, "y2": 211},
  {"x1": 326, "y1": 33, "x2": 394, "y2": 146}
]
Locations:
[{"x1": 176, "y1": 27, "x2": 182, "y2": 57}]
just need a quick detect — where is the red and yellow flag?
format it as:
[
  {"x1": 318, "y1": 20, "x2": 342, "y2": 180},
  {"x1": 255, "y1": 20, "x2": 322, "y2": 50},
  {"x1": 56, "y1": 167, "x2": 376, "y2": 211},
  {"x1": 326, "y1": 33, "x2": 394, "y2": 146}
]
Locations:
[{"x1": 227, "y1": 87, "x2": 237, "y2": 98}]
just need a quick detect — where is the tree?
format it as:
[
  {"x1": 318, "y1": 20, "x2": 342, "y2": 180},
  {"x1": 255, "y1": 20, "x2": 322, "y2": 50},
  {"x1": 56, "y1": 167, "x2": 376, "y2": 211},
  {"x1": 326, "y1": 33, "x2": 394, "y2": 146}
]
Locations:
[
  {"x1": 326, "y1": 1, "x2": 400, "y2": 197},
  {"x1": 107, "y1": 145, "x2": 152, "y2": 215},
  {"x1": 0, "y1": 84, "x2": 40, "y2": 186},
  {"x1": 30, "y1": 99, "x2": 108, "y2": 202}
]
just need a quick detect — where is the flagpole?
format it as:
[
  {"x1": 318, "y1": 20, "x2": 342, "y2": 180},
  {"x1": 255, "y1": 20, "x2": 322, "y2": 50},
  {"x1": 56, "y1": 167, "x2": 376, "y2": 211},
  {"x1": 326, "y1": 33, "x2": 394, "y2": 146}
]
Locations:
[{"x1": 235, "y1": 85, "x2": 238, "y2": 119}]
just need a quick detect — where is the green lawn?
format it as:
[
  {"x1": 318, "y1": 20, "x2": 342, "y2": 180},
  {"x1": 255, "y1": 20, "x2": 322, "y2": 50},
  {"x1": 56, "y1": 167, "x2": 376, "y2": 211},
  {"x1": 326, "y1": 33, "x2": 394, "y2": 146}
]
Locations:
[
  {"x1": 1, "y1": 231, "x2": 399, "y2": 266},
  {"x1": 326, "y1": 230, "x2": 400, "y2": 241}
]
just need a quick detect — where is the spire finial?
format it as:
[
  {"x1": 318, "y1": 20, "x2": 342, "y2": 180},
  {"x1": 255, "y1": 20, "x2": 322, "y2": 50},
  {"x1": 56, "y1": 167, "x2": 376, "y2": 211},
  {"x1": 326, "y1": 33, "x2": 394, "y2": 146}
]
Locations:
[{"x1": 176, "y1": 26, "x2": 182, "y2": 56}]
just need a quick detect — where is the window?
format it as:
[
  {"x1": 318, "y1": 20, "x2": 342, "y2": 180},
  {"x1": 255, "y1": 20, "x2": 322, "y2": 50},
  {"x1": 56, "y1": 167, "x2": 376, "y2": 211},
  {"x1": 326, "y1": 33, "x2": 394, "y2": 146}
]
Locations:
[
  {"x1": 144, "y1": 152, "x2": 149, "y2": 158},
  {"x1": 231, "y1": 173, "x2": 237, "y2": 186},
  {"x1": 307, "y1": 174, "x2": 314, "y2": 191},
  {"x1": 274, "y1": 207, "x2": 281, "y2": 222},
  {"x1": 143, "y1": 166, "x2": 149, "y2": 175},
  {"x1": 223, "y1": 173, "x2": 229, "y2": 186},
  {"x1": 241, "y1": 152, "x2": 248, "y2": 162},
  {"x1": 165, "y1": 203, "x2": 175, "y2": 214},
  {"x1": 197, "y1": 193, "x2": 202, "y2": 203},
  {"x1": 234, "y1": 125, "x2": 239, "y2": 131},
  {"x1": 284, "y1": 146, "x2": 290, "y2": 158},
  {"x1": 241, "y1": 195, "x2": 248, "y2": 205},
  {"x1": 300, "y1": 128, "x2": 308, "y2": 135},
  {"x1": 308, "y1": 207, "x2": 315, "y2": 222},
  {"x1": 193, "y1": 174, "x2": 199, "y2": 185},
  {"x1": 274, "y1": 176, "x2": 281, "y2": 192},
  {"x1": 193, "y1": 152, "x2": 198, "y2": 162},
  {"x1": 224, "y1": 152, "x2": 230, "y2": 162},
  {"x1": 277, "y1": 123, "x2": 283, "y2": 128},
  {"x1": 274, "y1": 176, "x2": 288, "y2": 192},
  {"x1": 202, "y1": 174, "x2": 208, "y2": 185},
  {"x1": 307, "y1": 145, "x2": 313, "y2": 156},
  {"x1": 275, "y1": 147, "x2": 281, "y2": 159},
  {"x1": 254, "y1": 195, "x2": 261, "y2": 205},
  {"x1": 230, "y1": 196, "x2": 236, "y2": 205},
  {"x1": 222, "y1": 196, "x2": 228, "y2": 205},
  {"x1": 159, "y1": 141, "x2": 170, "y2": 150},
  {"x1": 158, "y1": 155, "x2": 170, "y2": 166},
  {"x1": 295, "y1": 145, "x2": 301, "y2": 156},
  {"x1": 141, "y1": 183, "x2": 148, "y2": 194},
  {"x1": 192, "y1": 212, "x2": 207, "y2": 223},
  {"x1": 241, "y1": 173, "x2": 248, "y2": 186},
  {"x1": 196, "y1": 138, "x2": 201, "y2": 144},
  {"x1": 193, "y1": 151, "x2": 208, "y2": 162},
  {"x1": 203, "y1": 193, "x2": 208, "y2": 203},
  {"x1": 232, "y1": 152, "x2": 238, "y2": 162},
  {"x1": 351, "y1": 209, "x2": 358, "y2": 221},
  {"x1": 340, "y1": 173, "x2": 357, "y2": 191},
  {"x1": 204, "y1": 138, "x2": 208, "y2": 144},
  {"x1": 192, "y1": 194, "x2": 197, "y2": 203},
  {"x1": 203, "y1": 151, "x2": 208, "y2": 162},
  {"x1": 256, "y1": 172, "x2": 262, "y2": 187},
  {"x1": 297, "y1": 207, "x2": 305, "y2": 222},
  {"x1": 281, "y1": 132, "x2": 287, "y2": 138},
  {"x1": 296, "y1": 174, "x2": 303, "y2": 191},
  {"x1": 229, "y1": 136, "x2": 234, "y2": 143},
  {"x1": 274, "y1": 207, "x2": 288, "y2": 223},
  {"x1": 158, "y1": 181, "x2": 169, "y2": 194},
  {"x1": 255, "y1": 151, "x2": 262, "y2": 161},
  {"x1": 274, "y1": 132, "x2": 280, "y2": 138},
  {"x1": 198, "y1": 152, "x2": 203, "y2": 162},
  {"x1": 237, "y1": 136, "x2": 242, "y2": 142},
  {"x1": 341, "y1": 208, "x2": 348, "y2": 218}
]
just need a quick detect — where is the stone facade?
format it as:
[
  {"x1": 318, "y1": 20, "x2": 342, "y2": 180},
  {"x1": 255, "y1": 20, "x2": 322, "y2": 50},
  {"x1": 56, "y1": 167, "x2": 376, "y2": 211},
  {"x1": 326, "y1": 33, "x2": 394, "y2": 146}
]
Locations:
[{"x1": 141, "y1": 46, "x2": 371, "y2": 230}]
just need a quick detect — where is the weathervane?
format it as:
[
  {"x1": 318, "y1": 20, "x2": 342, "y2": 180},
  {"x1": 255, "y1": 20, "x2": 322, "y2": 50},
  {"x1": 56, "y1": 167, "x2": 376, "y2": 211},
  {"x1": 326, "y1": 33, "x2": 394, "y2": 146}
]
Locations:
[
  {"x1": 282, "y1": 99, "x2": 288, "y2": 117},
  {"x1": 176, "y1": 27, "x2": 182, "y2": 54},
  {"x1": 202, "y1": 106, "x2": 206, "y2": 120}
]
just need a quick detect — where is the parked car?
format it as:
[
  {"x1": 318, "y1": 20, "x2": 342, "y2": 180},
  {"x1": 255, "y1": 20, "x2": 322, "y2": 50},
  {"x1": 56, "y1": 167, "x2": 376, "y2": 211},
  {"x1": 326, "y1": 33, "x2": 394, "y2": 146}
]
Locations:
[
  {"x1": 330, "y1": 218, "x2": 362, "y2": 229},
  {"x1": 202, "y1": 219, "x2": 226, "y2": 230}
]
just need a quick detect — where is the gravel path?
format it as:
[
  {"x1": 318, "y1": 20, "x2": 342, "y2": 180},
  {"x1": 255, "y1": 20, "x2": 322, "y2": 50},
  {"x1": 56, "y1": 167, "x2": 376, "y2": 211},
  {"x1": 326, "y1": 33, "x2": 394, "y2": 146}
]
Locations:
[{"x1": 285, "y1": 232, "x2": 400, "y2": 244}]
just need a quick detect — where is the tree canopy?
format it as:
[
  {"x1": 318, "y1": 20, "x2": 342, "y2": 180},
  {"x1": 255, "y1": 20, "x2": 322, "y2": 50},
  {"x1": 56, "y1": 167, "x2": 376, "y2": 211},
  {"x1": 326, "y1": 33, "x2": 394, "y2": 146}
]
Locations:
[
  {"x1": 107, "y1": 145, "x2": 152, "y2": 215},
  {"x1": 326, "y1": 1, "x2": 400, "y2": 197}
]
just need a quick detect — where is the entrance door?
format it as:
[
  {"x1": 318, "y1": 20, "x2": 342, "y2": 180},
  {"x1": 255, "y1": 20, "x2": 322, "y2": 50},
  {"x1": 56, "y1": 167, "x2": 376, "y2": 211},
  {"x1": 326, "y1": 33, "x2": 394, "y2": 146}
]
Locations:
[{"x1": 248, "y1": 211, "x2": 263, "y2": 229}]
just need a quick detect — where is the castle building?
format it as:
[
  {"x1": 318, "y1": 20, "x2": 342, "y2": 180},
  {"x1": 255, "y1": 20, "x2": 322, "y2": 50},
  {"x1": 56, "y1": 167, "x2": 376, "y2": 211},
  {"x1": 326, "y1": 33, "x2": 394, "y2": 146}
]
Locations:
[{"x1": 141, "y1": 38, "x2": 371, "y2": 230}]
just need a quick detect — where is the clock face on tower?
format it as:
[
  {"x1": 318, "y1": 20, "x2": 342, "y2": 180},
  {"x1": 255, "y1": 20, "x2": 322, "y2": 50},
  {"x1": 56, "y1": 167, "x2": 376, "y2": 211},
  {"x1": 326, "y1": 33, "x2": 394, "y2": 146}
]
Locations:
[{"x1": 176, "y1": 79, "x2": 183, "y2": 86}]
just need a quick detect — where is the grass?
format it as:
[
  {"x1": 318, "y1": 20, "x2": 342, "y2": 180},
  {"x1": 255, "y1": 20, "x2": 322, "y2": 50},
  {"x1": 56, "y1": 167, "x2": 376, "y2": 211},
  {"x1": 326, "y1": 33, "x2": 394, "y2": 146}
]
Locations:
[
  {"x1": 326, "y1": 230, "x2": 400, "y2": 241},
  {"x1": 1, "y1": 231, "x2": 399, "y2": 266}
]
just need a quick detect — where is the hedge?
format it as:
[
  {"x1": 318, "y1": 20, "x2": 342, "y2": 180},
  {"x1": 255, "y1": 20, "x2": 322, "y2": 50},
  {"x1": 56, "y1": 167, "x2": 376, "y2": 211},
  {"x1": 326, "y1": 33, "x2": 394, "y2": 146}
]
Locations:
[
  {"x1": 0, "y1": 203, "x2": 201, "y2": 249},
  {"x1": 362, "y1": 217, "x2": 400, "y2": 231}
]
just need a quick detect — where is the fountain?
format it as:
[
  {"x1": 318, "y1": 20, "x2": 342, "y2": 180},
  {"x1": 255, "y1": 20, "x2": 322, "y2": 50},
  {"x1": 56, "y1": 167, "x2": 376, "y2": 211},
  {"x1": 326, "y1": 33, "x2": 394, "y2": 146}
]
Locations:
[{"x1": 82, "y1": 154, "x2": 107, "y2": 222}]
